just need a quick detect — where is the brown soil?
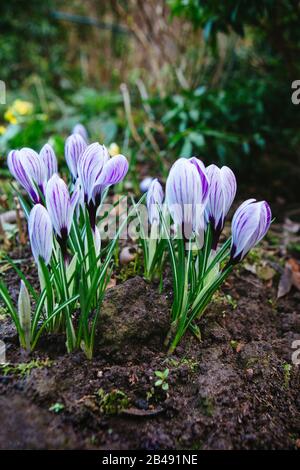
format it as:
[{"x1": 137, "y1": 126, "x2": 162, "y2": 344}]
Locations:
[{"x1": 0, "y1": 243, "x2": 300, "y2": 450}]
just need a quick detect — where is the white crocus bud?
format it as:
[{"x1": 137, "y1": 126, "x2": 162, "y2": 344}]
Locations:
[{"x1": 18, "y1": 281, "x2": 31, "y2": 351}]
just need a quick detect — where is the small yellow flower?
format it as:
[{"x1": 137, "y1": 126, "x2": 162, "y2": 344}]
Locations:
[
  {"x1": 0, "y1": 125, "x2": 6, "y2": 135},
  {"x1": 4, "y1": 109, "x2": 17, "y2": 124},
  {"x1": 12, "y1": 99, "x2": 33, "y2": 116},
  {"x1": 108, "y1": 142, "x2": 120, "y2": 156}
]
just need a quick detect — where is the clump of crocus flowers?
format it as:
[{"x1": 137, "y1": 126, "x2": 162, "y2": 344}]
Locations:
[
  {"x1": 146, "y1": 157, "x2": 271, "y2": 353},
  {"x1": 2, "y1": 127, "x2": 129, "y2": 358},
  {"x1": 1, "y1": 123, "x2": 271, "y2": 357}
]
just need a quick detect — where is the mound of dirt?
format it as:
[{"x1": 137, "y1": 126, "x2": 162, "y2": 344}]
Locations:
[{"x1": 0, "y1": 253, "x2": 300, "y2": 449}]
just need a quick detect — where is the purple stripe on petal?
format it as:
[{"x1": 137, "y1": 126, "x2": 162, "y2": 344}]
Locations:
[{"x1": 28, "y1": 204, "x2": 53, "y2": 264}]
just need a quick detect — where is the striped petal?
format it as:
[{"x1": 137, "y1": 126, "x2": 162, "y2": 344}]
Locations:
[
  {"x1": 28, "y1": 204, "x2": 53, "y2": 264},
  {"x1": 189, "y1": 157, "x2": 210, "y2": 204},
  {"x1": 231, "y1": 199, "x2": 271, "y2": 262},
  {"x1": 77, "y1": 143, "x2": 110, "y2": 203},
  {"x1": 72, "y1": 123, "x2": 88, "y2": 142},
  {"x1": 40, "y1": 143, "x2": 58, "y2": 180},
  {"x1": 45, "y1": 174, "x2": 74, "y2": 239},
  {"x1": 93, "y1": 154, "x2": 129, "y2": 200},
  {"x1": 205, "y1": 164, "x2": 237, "y2": 233},
  {"x1": 166, "y1": 158, "x2": 203, "y2": 238},
  {"x1": 7, "y1": 148, "x2": 46, "y2": 203},
  {"x1": 146, "y1": 178, "x2": 164, "y2": 224},
  {"x1": 65, "y1": 133, "x2": 87, "y2": 180}
]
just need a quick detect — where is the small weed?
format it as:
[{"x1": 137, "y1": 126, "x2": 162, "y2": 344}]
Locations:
[
  {"x1": 0, "y1": 358, "x2": 52, "y2": 377},
  {"x1": 165, "y1": 357, "x2": 198, "y2": 372},
  {"x1": 154, "y1": 368, "x2": 169, "y2": 391},
  {"x1": 96, "y1": 388, "x2": 129, "y2": 414},
  {"x1": 116, "y1": 257, "x2": 142, "y2": 282},
  {"x1": 0, "y1": 306, "x2": 8, "y2": 320},
  {"x1": 245, "y1": 248, "x2": 262, "y2": 264},
  {"x1": 49, "y1": 402, "x2": 64, "y2": 413},
  {"x1": 230, "y1": 340, "x2": 238, "y2": 351},
  {"x1": 198, "y1": 397, "x2": 214, "y2": 417},
  {"x1": 225, "y1": 294, "x2": 238, "y2": 309},
  {"x1": 283, "y1": 362, "x2": 292, "y2": 388}
]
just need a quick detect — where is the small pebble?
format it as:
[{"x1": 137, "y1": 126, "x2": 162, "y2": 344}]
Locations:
[
  {"x1": 135, "y1": 399, "x2": 149, "y2": 410},
  {"x1": 119, "y1": 246, "x2": 136, "y2": 265}
]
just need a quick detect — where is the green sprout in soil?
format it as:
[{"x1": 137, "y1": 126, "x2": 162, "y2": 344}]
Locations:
[
  {"x1": 96, "y1": 388, "x2": 129, "y2": 415},
  {"x1": 0, "y1": 358, "x2": 52, "y2": 377},
  {"x1": 0, "y1": 306, "x2": 8, "y2": 320},
  {"x1": 154, "y1": 368, "x2": 169, "y2": 391},
  {"x1": 49, "y1": 402, "x2": 64, "y2": 413},
  {"x1": 165, "y1": 357, "x2": 198, "y2": 373},
  {"x1": 282, "y1": 362, "x2": 292, "y2": 389}
]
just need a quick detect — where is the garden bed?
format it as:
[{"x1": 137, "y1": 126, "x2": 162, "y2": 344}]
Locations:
[{"x1": 0, "y1": 236, "x2": 299, "y2": 450}]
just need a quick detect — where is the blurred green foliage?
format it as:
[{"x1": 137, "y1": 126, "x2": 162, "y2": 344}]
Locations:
[
  {"x1": 0, "y1": 0, "x2": 300, "y2": 201},
  {"x1": 0, "y1": 1, "x2": 68, "y2": 88}
]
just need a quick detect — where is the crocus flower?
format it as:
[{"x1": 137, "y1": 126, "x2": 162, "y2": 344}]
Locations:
[
  {"x1": 140, "y1": 176, "x2": 154, "y2": 193},
  {"x1": 28, "y1": 204, "x2": 53, "y2": 265},
  {"x1": 40, "y1": 143, "x2": 58, "y2": 180},
  {"x1": 230, "y1": 199, "x2": 271, "y2": 263},
  {"x1": 205, "y1": 164, "x2": 237, "y2": 249},
  {"x1": 147, "y1": 178, "x2": 164, "y2": 225},
  {"x1": 72, "y1": 123, "x2": 89, "y2": 143},
  {"x1": 8, "y1": 148, "x2": 47, "y2": 203},
  {"x1": 166, "y1": 157, "x2": 209, "y2": 239},
  {"x1": 18, "y1": 281, "x2": 31, "y2": 351},
  {"x1": 65, "y1": 133, "x2": 87, "y2": 180},
  {"x1": 78, "y1": 143, "x2": 128, "y2": 229},
  {"x1": 45, "y1": 174, "x2": 79, "y2": 259}
]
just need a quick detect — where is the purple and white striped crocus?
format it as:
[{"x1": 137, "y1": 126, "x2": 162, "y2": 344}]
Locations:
[
  {"x1": 230, "y1": 199, "x2": 271, "y2": 263},
  {"x1": 65, "y1": 133, "x2": 87, "y2": 181},
  {"x1": 72, "y1": 123, "x2": 88, "y2": 143},
  {"x1": 77, "y1": 143, "x2": 128, "y2": 229},
  {"x1": 45, "y1": 174, "x2": 79, "y2": 260},
  {"x1": 7, "y1": 148, "x2": 47, "y2": 204},
  {"x1": 205, "y1": 164, "x2": 237, "y2": 249},
  {"x1": 40, "y1": 143, "x2": 58, "y2": 180},
  {"x1": 28, "y1": 204, "x2": 53, "y2": 265},
  {"x1": 147, "y1": 178, "x2": 164, "y2": 225},
  {"x1": 166, "y1": 157, "x2": 209, "y2": 240}
]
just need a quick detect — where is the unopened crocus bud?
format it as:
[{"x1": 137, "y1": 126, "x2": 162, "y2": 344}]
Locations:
[
  {"x1": 108, "y1": 142, "x2": 120, "y2": 156},
  {"x1": 46, "y1": 174, "x2": 78, "y2": 259},
  {"x1": 166, "y1": 157, "x2": 209, "y2": 239},
  {"x1": 18, "y1": 281, "x2": 31, "y2": 351},
  {"x1": 206, "y1": 164, "x2": 237, "y2": 249},
  {"x1": 140, "y1": 176, "x2": 154, "y2": 193},
  {"x1": 65, "y1": 133, "x2": 87, "y2": 180},
  {"x1": 230, "y1": 199, "x2": 271, "y2": 263},
  {"x1": 7, "y1": 148, "x2": 47, "y2": 203},
  {"x1": 28, "y1": 204, "x2": 53, "y2": 265},
  {"x1": 72, "y1": 123, "x2": 89, "y2": 142},
  {"x1": 147, "y1": 178, "x2": 164, "y2": 225},
  {"x1": 40, "y1": 143, "x2": 58, "y2": 180}
]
